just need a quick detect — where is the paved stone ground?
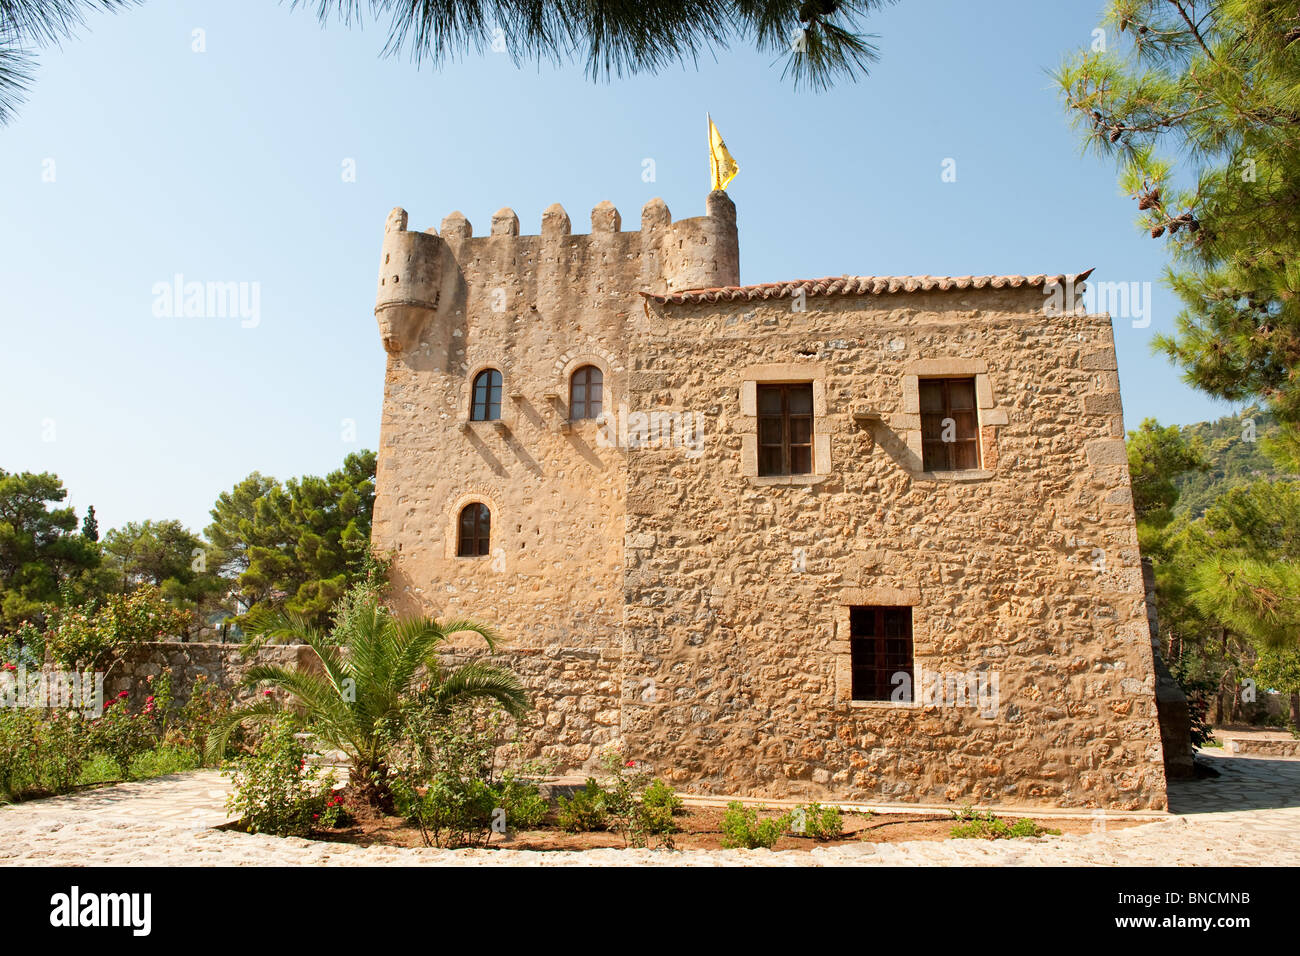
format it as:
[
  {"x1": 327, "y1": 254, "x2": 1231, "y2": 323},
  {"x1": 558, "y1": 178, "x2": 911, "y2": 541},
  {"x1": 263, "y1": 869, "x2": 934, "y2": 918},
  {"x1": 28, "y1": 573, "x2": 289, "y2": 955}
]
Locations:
[{"x1": 1, "y1": 750, "x2": 1296, "y2": 866}]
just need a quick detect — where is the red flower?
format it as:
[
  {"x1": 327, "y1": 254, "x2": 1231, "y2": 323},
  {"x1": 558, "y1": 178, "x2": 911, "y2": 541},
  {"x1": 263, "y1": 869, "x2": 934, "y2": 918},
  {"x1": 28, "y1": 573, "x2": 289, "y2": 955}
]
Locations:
[
  {"x1": 1, "y1": 663, "x2": 16, "y2": 672},
  {"x1": 117, "y1": 691, "x2": 129, "y2": 698},
  {"x1": 626, "y1": 760, "x2": 635, "y2": 767},
  {"x1": 262, "y1": 689, "x2": 273, "y2": 697}
]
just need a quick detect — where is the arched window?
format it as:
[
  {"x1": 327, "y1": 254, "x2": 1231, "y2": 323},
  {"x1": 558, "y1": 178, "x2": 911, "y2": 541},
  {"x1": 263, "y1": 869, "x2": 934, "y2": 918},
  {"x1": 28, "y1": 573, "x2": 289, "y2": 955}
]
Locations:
[
  {"x1": 457, "y1": 503, "x2": 491, "y2": 557},
  {"x1": 569, "y1": 365, "x2": 603, "y2": 421},
  {"x1": 470, "y1": 369, "x2": 502, "y2": 421}
]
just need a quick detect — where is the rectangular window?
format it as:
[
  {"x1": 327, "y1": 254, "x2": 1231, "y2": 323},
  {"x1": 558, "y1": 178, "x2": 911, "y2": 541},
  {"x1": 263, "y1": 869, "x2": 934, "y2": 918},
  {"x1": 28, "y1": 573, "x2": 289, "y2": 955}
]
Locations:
[
  {"x1": 849, "y1": 606, "x2": 914, "y2": 702},
  {"x1": 920, "y1": 377, "x2": 979, "y2": 471},
  {"x1": 757, "y1": 383, "x2": 813, "y2": 476}
]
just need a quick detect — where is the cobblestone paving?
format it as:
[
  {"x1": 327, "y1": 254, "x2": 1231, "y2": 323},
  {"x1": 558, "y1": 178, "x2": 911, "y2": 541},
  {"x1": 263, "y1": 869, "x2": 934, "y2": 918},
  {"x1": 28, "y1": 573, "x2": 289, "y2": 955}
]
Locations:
[{"x1": 1, "y1": 751, "x2": 1296, "y2": 866}]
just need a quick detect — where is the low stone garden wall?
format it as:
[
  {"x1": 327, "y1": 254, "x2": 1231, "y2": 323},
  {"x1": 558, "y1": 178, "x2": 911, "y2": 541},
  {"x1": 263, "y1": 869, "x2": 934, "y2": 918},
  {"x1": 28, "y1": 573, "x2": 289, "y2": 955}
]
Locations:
[
  {"x1": 104, "y1": 642, "x2": 315, "y2": 709},
  {"x1": 104, "y1": 641, "x2": 622, "y2": 775}
]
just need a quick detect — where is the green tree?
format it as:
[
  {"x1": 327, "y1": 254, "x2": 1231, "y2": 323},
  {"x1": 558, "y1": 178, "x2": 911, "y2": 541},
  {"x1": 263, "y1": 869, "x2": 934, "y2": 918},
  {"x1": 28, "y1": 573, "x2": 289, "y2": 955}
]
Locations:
[
  {"x1": 80, "y1": 505, "x2": 98, "y2": 542},
  {"x1": 210, "y1": 600, "x2": 528, "y2": 809},
  {"x1": 1127, "y1": 417, "x2": 1208, "y2": 535},
  {"x1": 0, "y1": 469, "x2": 101, "y2": 626},
  {"x1": 101, "y1": 519, "x2": 225, "y2": 612},
  {"x1": 204, "y1": 472, "x2": 284, "y2": 586},
  {"x1": 1253, "y1": 645, "x2": 1300, "y2": 727},
  {"x1": 205, "y1": 451, "x2": 377, "y2": 624},
  {"x1": 1171, "y1": 405, "x2": 1293, "y2": 519},
  {"x1": 1057, "y1": 1, "x2": 1300, "y2": 440},
  {"x1": 2, "y1": 0, "x2": 894, "y2": 126},
  {"x1": 1183, "y1": 479, "x2": 1300, "y2": 649}
]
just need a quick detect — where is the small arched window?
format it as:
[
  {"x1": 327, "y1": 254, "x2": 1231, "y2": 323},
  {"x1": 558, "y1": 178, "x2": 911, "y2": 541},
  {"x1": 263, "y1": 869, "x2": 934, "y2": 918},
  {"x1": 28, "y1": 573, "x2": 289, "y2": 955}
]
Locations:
[
  {"x1": 569, "y1": 365, "x2": 603, "y2": 421},
  {"x1": 470, "y1": 369, "x2": 502, "y2": 421},
  {"x1": 457, "y1": 503, "x2": 491, "y2": 557}
]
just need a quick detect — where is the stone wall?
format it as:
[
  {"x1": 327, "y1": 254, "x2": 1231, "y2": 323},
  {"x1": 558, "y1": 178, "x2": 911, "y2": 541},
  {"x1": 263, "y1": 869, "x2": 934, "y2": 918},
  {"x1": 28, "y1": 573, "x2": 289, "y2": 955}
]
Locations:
[
  {"x1": 443, "y1": 646, "x2": 623, "y2": 770},
  {"x1": 104, "y1": 642, "x2": 312, "y2": 708},
  {"x1": 104, "y1": 641, "x2": 621, "y2": 774},
  {"x1": 619, "y1": 287, "x2": 1168, "y2": 810}
]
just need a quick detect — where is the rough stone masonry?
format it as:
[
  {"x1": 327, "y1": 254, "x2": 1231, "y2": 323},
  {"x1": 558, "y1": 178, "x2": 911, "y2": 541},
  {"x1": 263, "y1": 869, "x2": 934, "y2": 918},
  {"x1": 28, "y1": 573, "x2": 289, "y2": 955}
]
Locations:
[{"x1": 370, "y1": 190, "x2": 1176, "y2": 810}]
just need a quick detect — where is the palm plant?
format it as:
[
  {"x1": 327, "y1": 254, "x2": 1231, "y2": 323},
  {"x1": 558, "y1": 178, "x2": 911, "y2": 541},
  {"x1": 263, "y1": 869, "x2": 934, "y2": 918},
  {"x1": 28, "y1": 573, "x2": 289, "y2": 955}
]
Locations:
[{"x1": 209, "y1": 600, "x2": 528, "y2": 809}]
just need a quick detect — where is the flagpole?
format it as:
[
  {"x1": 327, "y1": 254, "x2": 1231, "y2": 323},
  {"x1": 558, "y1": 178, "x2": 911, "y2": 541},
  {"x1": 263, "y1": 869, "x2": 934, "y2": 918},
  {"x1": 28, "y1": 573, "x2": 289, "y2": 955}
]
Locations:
[{"x1": 706, "y1": 113, "x2": 713, "y2": 191}]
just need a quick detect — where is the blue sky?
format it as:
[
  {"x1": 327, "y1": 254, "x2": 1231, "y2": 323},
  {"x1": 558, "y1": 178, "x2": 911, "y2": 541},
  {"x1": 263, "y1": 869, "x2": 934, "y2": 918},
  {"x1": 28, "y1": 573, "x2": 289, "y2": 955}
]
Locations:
[{"x1": 0, "y1": 0, "x2": 1237, "y2": 534}]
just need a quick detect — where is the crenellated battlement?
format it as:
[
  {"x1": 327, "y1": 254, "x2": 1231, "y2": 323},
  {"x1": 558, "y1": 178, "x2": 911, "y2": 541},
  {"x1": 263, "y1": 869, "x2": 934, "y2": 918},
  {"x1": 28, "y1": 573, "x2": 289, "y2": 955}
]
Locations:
[{"x1": 374, "y1": 192, "x2": 739, "y2": 355}]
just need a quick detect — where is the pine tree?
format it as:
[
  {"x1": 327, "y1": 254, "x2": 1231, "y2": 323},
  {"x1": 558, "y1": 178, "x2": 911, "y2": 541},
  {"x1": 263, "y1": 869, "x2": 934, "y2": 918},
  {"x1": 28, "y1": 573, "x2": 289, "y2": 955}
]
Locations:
[
  {"x1": 80, "y1": 505, "x2": 98, "y2": 542},
  {"x1": 1057, "y1": 1, "x2": 1300, "y2": 443},
  {"x1": 1, "y1": 0, "x2": 894, "y2": 125}
]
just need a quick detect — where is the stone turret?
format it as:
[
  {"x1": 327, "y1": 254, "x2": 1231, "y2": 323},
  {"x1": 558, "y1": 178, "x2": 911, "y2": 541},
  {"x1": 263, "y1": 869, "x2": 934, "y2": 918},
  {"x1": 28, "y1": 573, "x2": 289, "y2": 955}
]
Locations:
[
  {"x1": 646, "y1": 189, "x2": 740, "y2": 292},
  {"x1": 375, "y1": 207, "x2": 444, "y2": 354}
]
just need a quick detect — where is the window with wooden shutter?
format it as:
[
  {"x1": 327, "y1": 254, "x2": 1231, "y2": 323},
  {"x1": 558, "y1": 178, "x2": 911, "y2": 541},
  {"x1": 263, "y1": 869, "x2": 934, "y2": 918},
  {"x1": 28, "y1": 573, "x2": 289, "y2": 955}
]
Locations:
[
  {"x1": 849, "y1": 606, "x2": 914, "y2": 702},
  {"x1": 756, "y1": 383, "x2": 814, "y2": 476},
  {"x1": 919, "y1": 377, "x2": 979, "y2": 471}
]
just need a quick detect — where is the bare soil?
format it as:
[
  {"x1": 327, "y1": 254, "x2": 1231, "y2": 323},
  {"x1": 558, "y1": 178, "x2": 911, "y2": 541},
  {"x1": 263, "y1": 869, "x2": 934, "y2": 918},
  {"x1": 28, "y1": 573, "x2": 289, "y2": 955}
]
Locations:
[{"x1": 307, "y1": 807, "x2": 1144, "y2": 852}]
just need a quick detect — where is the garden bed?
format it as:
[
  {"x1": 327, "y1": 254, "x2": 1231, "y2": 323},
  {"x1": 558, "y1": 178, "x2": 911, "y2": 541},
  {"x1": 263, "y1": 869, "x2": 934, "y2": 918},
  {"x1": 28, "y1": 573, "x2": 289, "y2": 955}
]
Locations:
[{"x1": 297, "y1": 806, "x2": 1143, "y2": 852}]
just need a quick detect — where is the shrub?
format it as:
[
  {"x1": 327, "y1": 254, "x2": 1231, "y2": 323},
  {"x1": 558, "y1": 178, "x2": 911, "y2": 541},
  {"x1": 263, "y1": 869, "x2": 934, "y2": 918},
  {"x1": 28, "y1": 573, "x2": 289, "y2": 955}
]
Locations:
[
  {"x1": 391, "y1": 702, "x2": 552, "y2": 847},
  {"x1": 42, "y1": 586, "x2": 193, "y2": 670},
  {"x1": 496, "y1": 771, "x2": 549, "y2": 830},
  {"x1": 400, "y1": 775, "x2": 493, "y2": 848},
  {"x1": 949, "y1": 806, "x2": 1059, "y2": 840},
  {"x1": 642, "y1": 778, "x2": 684, "y2": 816},
  {"x1": 0, "y1": 708, "x2": 38, "y2": 801},
  {"x1": 720, "y1": 801, "x2": 786, "y2": 849},
  {"x1": 556, "y1": 778, "x2": 609, "y2": 833},
  {"x1": 89, "y1": 693, "x2": 158, "y2": 778},
  {"x1": 0, "y1": 621, "x2": 44, "y2": 668},
  {"x1": 0, "y1": 674, "x2": 230, "y2": 803},
  {"x1": 224, "y1": 719, "x2": 324, "y2": 836},
  {"x1": 318, "y1": 790, "x2": 354, "y2": 828},
  {"x1": 165, "y1": 674, "x2": 235, "y2": 765},
  {"x1": 588, "y1": 751, "x2": 680, "y2": 847},
  {"x1": 788, "y1": 803, "x2": 844, "y2": 841},
  {"x1": 0, "y1": 709, "x2": 92, "y2": 801}
]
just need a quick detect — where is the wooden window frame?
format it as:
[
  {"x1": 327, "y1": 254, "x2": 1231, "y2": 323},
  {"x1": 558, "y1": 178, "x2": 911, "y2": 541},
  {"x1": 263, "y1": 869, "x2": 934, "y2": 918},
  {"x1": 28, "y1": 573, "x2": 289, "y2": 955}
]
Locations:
[
  {"x1": 569, "y1": 365, "x2": 603, "y2": 421},
  {"x1": 470, "y1": 369, "x2": 502, "y2": 422},
  {"x1": 849, "y1": 606, "x2": 914, "y2": 703},
  {"x1": 919, "y1": 377, "x2": 980, "y2": 472},
  {"x1": 756, "y1": 383, "x2": 814, "y2": 477},
  {"x1": 456, "y1": 503, "x2": 491, "y2": 557}
]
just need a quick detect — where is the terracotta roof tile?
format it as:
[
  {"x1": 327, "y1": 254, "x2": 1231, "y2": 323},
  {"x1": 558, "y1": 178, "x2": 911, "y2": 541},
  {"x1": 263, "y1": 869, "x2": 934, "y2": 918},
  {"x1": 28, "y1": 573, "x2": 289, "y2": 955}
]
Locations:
[{"x1": 642, "y1": 270, "x2": 1094, "y2": 305}]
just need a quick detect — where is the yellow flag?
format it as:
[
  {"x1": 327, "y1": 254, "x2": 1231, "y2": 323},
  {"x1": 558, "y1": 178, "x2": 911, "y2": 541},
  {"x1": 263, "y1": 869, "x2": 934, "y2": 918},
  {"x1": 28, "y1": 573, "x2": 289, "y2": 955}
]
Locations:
[{"x1": 708, "y1": 113, "x2": 738, "y2": 191}]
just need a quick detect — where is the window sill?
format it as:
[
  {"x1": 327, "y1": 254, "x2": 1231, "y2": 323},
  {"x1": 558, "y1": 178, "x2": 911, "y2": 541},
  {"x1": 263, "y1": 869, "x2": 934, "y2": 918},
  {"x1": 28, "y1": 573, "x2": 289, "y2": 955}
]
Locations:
[
  {"x1": 747, "y1": 473, "x2": 831, "y2": 487},
  {"x1": 846, "y1": 699, "x2": 918, "y2": 709},
  {"x1": 913, "y1": 469, "x2": 993, "y2": 483}
]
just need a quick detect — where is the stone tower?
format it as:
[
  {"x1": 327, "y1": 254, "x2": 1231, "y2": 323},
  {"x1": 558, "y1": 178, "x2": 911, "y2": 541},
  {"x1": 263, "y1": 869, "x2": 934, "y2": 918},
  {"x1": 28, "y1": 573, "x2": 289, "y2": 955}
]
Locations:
[{"x1": 371, "y1": 192, "x2": 1173, "y2": 811}]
